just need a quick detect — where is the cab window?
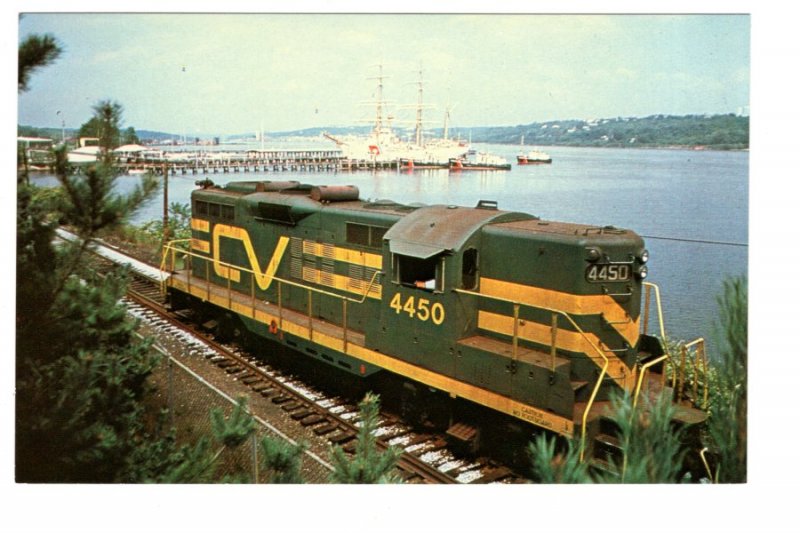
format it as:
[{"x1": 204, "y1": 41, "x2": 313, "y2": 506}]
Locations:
[
  {"x1": 393, "y1": 254, "x2": 443, "y2": 292},
  {"x1": 462, "y1": 248, "x2": 478, "y2": 290}
]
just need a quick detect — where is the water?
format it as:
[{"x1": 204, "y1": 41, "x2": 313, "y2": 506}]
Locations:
[{"x1": 33, "y1": 143, "x2": 748, "y2": 355}]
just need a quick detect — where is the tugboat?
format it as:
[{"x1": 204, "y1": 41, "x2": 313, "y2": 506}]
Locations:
[
  {"x1": 449, "y1": 153, "x2": 511, "y2": 171},
  {"x1": 516, "y1": 135, "x2": 552, "y2": 165},
  {"x1": 517, "y1": 150, "x2": 552, "y2": 165}
]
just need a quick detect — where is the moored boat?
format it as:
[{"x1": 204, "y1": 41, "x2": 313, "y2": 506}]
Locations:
[
  {"x1": 517, "y1": 135, "x2": 552, "y2": 164},
  {"x1": 517, "y1": 150, "x2": 552, "y2": 165}
]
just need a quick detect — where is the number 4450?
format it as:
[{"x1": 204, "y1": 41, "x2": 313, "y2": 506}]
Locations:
[{"x1": 389, "y1": 293, "x2": 445, "y2": 325}]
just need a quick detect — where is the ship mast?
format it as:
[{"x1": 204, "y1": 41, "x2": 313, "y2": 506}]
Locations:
[
  {"x1": 443, "y1": 102, "x2": 457, "y2": 141},
  {"x1": 367, "y1": 64, "x2": 389, "y2": 136},
  {"x1": 414, "y1": 66, "x2": 424, "y2": 146}
]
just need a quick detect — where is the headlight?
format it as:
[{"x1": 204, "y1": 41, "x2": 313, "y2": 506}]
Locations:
[
  {"x1": 636, "y1": 265, "x2": 648, "y2": 279},
  {"x1": 639, "y1": 249, "x2": 649, "y2": 264},
  {"x1": 585, "y1": 247, "x2": 601, "y2": 262}
]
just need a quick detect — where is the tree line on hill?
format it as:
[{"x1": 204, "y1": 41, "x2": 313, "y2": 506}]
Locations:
[{"x1": 448, "y1": 113, "x2": 749, "y2": 150}]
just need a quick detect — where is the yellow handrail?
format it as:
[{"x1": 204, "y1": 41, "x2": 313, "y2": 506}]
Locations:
[
  {"x1": 161, "y1": 240, "x2": 382, "y2": 305},
  {"x1": 159, "y1": 239, "x2": 191, "y2": 295},
  {"x1": 633, "y1": 353, "x2": 668, "y2": 408},
  {"x1": 160, "y1": 238, "x2": 191, "y2": 271},
  {"x1": 642, "y1": 282, "x2": 667, "y2": 341},
  {"x1": 676, "y1": 338, "x2": 708, "y2": 410},
  {"x1": 453, "y1": 288, "x2": 609, "y2": 462},
  {"x1": 161, "y1": 240, "x2": 381, "y2": 359},
  {"x1": 642, "y1": 281, "x2": 682, "y2": 390},
  {"x1": 699, "y1": 447, "x2": 713, "y2": 482}
]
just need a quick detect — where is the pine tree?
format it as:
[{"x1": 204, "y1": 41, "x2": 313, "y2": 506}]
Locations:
[
  {"x1": 528, "y1": 391, "x2": 686, "y2": 484},
  {"x1": 705, "y1": 276, "x2": 747, "y2": 483},
  {"x1": 204, "y1": 397, "x2": 257, "y2": 482},
  {"x1": 91, "y1": 100, "x2": 124, "y2": 151},
  {"x1": 149, "y1": 437, "x2": 217, "y2": 483},
  {"x1": 210, "y1": 397, "x2": 256, "y2": 450},
  {"x1": 528, "y1": 434, "x2": 592, "y2": 483},
  {"x1": 329, "y1": 393, "x2": 402, "y2": 483},
  {"x1": 15, "y1": 264, "x2": 161, "y2": 481},
  {"x1": 260, "y1": 437, "x2": 308, "y2": 484},
  {"x1": 122, "y1": 126, "x2": 140, "y2": 145},
  {"x1": 606, "y1": 391, "x2": 686, "y2": 483},
  {"x1": 18, "y1": 32, "x2": 62, "y2": 184},
  {"x1": 18, "y1": 33, "x2": 61, "y2": 93},
  {"x1": 16, "y1": 100, "x2": 162, "y2": 481}
]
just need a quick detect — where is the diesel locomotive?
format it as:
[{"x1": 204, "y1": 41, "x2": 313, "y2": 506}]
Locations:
[{"x1": 162, "y1": 180, "x2": 706, "y2": 456}]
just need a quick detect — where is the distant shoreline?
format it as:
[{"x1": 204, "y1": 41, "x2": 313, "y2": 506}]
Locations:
[{"x1": 498, "y1": 143, "x2": 749, "y2": 152}]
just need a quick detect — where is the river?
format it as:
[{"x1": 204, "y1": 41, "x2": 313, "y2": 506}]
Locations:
[{"x1": 32, "y1": 143, "x2": 748, "y2": 356}]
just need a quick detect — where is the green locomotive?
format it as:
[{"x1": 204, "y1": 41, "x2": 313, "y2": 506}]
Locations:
[{"x1": 163, "y1": 180, "x2": 704, "y2": 454}]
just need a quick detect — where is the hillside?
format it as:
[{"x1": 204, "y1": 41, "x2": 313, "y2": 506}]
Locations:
[{"x1": 445, "y1": 114, "x2": 749, "y2": 150}]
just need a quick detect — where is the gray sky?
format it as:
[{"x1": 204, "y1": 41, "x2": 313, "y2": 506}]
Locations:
[{"x1": 18, "y1": 13, "x2": 750, "y2": 136}]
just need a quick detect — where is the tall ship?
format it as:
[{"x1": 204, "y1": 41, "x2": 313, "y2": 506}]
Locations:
[{"x1": 325, "y1": 65, "x2": 469, "y2": 165}]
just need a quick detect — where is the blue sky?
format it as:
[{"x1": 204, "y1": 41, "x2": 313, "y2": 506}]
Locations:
[{"x1": 17, "y1": 13, "x2": 750, "y2": 136}]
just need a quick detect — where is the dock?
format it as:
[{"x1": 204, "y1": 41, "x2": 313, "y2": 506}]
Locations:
[{"x1": 117, "y1": 149, "x2": 401, "y2": 175}]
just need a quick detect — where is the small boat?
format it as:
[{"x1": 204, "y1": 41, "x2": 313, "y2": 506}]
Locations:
[
  {"x1": 449, "y1": 153, "x2": 511, "y2": 171},
  {"x1": 517, "y1": 150, "x2": 552, "y2": 165},
  {"x1": 516, "y1": 135, "x2": 552, "y2": 165}
]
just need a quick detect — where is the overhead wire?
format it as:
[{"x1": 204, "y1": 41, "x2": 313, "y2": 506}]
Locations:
[{"x1": 641, "y1": 234, "x2": 747, "y2": 248}]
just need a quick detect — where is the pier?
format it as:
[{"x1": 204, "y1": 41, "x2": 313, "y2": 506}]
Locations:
[{"x1": 117, "y1": 149, "x2": 401, "y2": 175}]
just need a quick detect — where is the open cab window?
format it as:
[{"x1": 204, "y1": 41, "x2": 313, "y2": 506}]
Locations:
[{"x1": 392, "y1": 254, "x2": 444, "y2": 292}]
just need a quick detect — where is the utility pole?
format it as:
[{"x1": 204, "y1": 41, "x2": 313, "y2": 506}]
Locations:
[
  {"x1": 162, "y1": 163, "x2": 170, "y2": 248},
  {"x1": 56, "y1": 110, "x2": 65, "y2": 144}
]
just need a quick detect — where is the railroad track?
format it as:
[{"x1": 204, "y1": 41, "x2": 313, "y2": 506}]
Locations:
[{"x1": 83, "y1": 235, "x2": 524, "y2": 484}]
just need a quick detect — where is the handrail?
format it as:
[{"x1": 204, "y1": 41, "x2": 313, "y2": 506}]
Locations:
[
  {"x1": 641, "y1": 281, "x2": 679, "y2": 389},
  {"x1": 621, "y1": 351, "x2": 669, "y2": 481},
  {"x1": 580, "y1": 355, "x2": 609, "y2": 462},
  {"x1": 159, "y1": 239, "x2": 191, "y2": 296},
  {"x1": 632, "y1": 353, "x2": 668, "y2": 408},
  {"x1": 160, "y1": 238, "x2": 191, "y2": 272},
  {"x1": 161, "y1": 240, "x2": 382, "y2": 305},
  {"x1": 699, "y1": 447, "x2": 713, "y2": 482},
  {"x1": 453, "y1": 287, "x2": 609, "y2": 462},
  {"x1": 161, "y1": 240, "x2": 381, "y2": 356},
  {"x1": 676, "y1": 338, "x2": 708, "y2": 410},
  {"x1": 642, "y1": 282, "x2": 667, "y2": 341}
]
